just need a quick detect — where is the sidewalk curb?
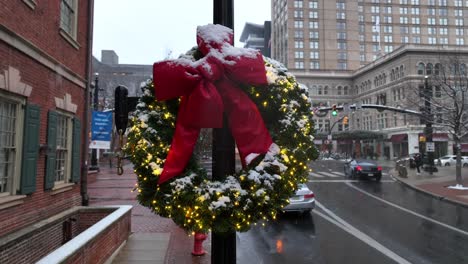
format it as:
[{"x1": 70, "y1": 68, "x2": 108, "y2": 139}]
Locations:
[{"x1": 389, "y1": 170, "x2": 468, "y2": 209}]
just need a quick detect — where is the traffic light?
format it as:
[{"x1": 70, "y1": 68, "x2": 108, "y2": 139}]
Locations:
[
  {"x1": 342, "y1": 116, "x2": 349, "y2": 125},
  {"x1": 331, "y1": 104, "x2": 337, "y2": 116}
]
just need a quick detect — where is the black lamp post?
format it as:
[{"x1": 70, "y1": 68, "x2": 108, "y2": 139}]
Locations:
[
  {"x1": 424, "y1": 76, "x2": 437, "y2": 174},
  {"x1": 90, "y1": 73, "x2": 99, "y2": 171},
  {"x1": 212, "y1": 1, "x2": 235, "y2": 263}
]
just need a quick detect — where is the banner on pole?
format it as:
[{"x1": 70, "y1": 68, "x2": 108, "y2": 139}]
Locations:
[{"x1": 90, "y1": 111, "x2": 113, "y2": 149}]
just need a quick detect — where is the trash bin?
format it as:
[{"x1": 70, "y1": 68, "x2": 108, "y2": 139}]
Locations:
[{"x1": 395, "y1": 160, "x2": 407, "y2": 178}]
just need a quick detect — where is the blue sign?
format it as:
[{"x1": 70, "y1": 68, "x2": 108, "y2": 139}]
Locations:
[{"x1": 90, "y1": 111, "x2": 113, "y2": 149}]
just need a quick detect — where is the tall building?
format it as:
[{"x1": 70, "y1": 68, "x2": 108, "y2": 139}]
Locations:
[
  {"x1": 271, "y1": 0, "x2": 468, "y2": 159},
  {"x1": 272, "y1": 0, "x2": 467, "y2": 71},
  {"x1": 240, "y1": 22, "x2": 272, "y2": 57}
]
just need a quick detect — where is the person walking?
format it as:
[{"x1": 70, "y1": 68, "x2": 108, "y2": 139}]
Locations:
[{"x1": 414, "y1": 153, "x2": 422, "y2": 175}]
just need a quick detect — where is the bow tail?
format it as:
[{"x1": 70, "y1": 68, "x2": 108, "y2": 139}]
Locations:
[
  {"x1": 158, "y1": 112, "x2": 200, "y2": 185},
  {"x1": 218, "y1": 81, "x2": 273, "y2": 168}
]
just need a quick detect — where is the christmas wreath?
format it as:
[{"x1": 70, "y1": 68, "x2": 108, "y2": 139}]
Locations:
[{"x1": 125, "y1": 24, "x2": 318, "y2": 234}]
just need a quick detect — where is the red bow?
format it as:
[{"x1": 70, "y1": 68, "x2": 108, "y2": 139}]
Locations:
[{"x1": 153, "y1": 24, "x2": 272, "y2": 184}]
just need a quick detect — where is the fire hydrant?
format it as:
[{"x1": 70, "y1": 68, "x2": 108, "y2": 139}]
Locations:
[{"x1": 192, "y1": 233, "x2": 207, "y2": 256}]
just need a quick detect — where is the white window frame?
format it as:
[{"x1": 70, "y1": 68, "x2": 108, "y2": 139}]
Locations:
[
  {"x1": 54, "y1": 112, "x2": 73, "y2": 185},
  {"x1": 0, "y1": 91, "x2": 25, "y2": 197},
  {"x1": 60, "y1": 0, "x2": 78, "y2": 39}
]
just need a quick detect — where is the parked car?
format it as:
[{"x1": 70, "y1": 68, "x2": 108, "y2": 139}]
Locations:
[
  {"x1": 344, "y1": 159, "x2": 382, "y2": 182},
  {"x1": 283, "y1": 183, "x2": 315, "y2": 213},
  {"x1": 434, "y1": 155, "x2": 468, "y2": 167}
]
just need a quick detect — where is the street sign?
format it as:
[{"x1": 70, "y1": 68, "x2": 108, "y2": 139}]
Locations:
[
  {"x1": 426, "y1": 142, "x2": 435, "y2": 152},
  {"x1": 327, "y1": 134, "x2": 332, "y2": 140},
  {"x1": 90, "y1": 111, "x2": 113, "y2": 149}
]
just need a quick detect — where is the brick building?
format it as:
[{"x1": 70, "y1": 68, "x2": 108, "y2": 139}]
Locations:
[{"x1": 1, "y1": 0, "x2": 93, "y2": 249}]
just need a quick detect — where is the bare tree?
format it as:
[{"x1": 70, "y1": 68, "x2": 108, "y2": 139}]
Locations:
[{"x1": 424, "y1": 55, "x2": 468, "y2": 185}]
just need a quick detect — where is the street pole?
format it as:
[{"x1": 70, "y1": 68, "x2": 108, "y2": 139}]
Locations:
[
  {"x1": 212, "y1": 1, "x2": 236, "y2": 264},
  {"x1": 90, "y1": 73, "x2": 99, "y2": 171},
  {"x1": 424, "y1": 76, "x2": 437, "y2": 174}
]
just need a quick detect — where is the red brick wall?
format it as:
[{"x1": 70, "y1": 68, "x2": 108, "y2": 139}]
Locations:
[
  {"x1": 0, "y1": 0, "x2": 90, "y2": 238},
  {"x1": 0, "y1": 208, "x2": 131, "y2": 264},
  {"x1": 0, "y1": 0, "x2": 90, "y2": 77}
]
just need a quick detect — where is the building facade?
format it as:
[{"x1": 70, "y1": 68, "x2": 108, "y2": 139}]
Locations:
[
  {"x1": 0, "y1": 0, "x2": 92, "y2": 241},
  {"x1": 271, "y1": 0, "x2": 468, "y2": 159},
  {"x1": 272, "y1": 0, "x2": 467, "y2": 71},
  {"x1": 240, "y1": 22, "x2": 272, "y2": 57}
]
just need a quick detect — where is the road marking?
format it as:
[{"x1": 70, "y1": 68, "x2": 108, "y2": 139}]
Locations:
[
  {"x1": 309, "y1": 172, "x2": 324, "y2": 178},
  {"x1": 309, "y1": 180, "x2": 395, "y2": 183},
  {"x1": 317, "y1": 171, "x2": 340, "y2": 178},
  {"x1": 345, "y1": 182, "x2": 468, "y2": 237},
  {"x1": 331, "y1": 171, "x2": 345, "y2": 176},
  {"x1": 314, "y1": 201, "x2": 412, "y2": 264}
]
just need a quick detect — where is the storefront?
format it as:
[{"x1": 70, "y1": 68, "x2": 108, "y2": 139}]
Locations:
[
  {"x1": 391, "y1": 134, "x2": 408, "y2": 158},
  {"x1": 419, "y1": 133, "x2": 448, "y2": 158}
]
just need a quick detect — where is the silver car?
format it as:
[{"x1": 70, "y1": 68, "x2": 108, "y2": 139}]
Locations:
[
  {"x1": 282, "y1": 183, "x2": 315, "y2": 213},
  {"x1": 434, "y1": 155, "x2": 468, "y2": 167}
]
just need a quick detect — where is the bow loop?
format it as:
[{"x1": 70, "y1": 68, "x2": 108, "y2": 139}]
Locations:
[{"x1": 153, "y1": 24, "x2": 271, "y2": 184}]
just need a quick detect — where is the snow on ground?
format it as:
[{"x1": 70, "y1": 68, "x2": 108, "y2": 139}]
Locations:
[{"x1": 447, "y1": 184, "x2": 468, "y2": 190}]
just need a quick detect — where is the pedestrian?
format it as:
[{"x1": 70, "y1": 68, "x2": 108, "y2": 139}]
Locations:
[{"x1": 414, "y1": 153, "x2": 422, "y2": 175}]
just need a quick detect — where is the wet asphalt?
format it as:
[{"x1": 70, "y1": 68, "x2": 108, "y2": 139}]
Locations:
[{"x1": 236, "y1": 160, "x2": 468, "y2": 264}]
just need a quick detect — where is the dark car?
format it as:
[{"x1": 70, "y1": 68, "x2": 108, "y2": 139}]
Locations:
[{"x1": 344, "y1": 159, "x2": 382, "y2": 182}]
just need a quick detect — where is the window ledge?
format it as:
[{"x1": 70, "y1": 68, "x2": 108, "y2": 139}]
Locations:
[
  {"x1": 51, "y1": 182, "x2": 75, "y2": 195},
  {"x1": 0, "y1": 195, "x2": 27, "y2": 211},
  {"x1": 59, "y1": 29, "x2": 80, "y2": 50},
  {"x1": 22, "y1": 0, "x2": 37, "y2": 10}
]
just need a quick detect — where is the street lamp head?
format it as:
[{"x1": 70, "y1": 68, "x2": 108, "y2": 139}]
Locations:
[{"x1": 424, "y1": 75, "x2": 428, "y2": 79}]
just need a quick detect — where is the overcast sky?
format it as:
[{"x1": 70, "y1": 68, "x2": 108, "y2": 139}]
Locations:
[{"x1": 92, "y1": 0, "x2": 271, "y2": 65}]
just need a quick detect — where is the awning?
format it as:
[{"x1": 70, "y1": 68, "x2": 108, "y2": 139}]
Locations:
[
  {"x1": 418, "y1": 133, "x2": 449, "y2": 142},
  {"x1": 390, "y1": 134, "x2": 407, "y2": 143},
  {"x1": 337, "y1": 139, "x2": 353, "y2": 144},
  {"x1": 461, "y1": 143, "x2": 468, "y2": 152}
]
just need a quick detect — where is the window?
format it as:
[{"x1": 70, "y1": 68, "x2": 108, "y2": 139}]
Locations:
[
  {"x1": 427, "y1": 18, "x2": 436, "y2": 25},
  {"x1": 384, "y1": 16, "x2": 392, "y2": 23},
  {"x1": 295, "y1": 61, "x2": 304, "y2": 69},
  {"x1": 384, "y1": 45, "x2": 393, "y2": 53},
  {"x1": 309, "y1": 1, "x2": 318, "y2": 8},
  {"x1": 294, "y1": 30, "x2": 304, "y2": 38},
  {"x1": 310, "y1": 31, "x2": 319, "y2": 39},
  {"x1": 372, "y1": 6, "x2": 380, "y2": 13},
  {"x1": 344, "y1": 86, "x2": 349, "y2": 95},
  {"x1": 310, "y1": 41, "x2": 319, "y2": 49},
  {"x1": 309, "y1": 21, "x2": 319, "y2": 29},
  {"x1": 400, "y1": 7, "x2": 408, "y2": 14},
  {"x1": 384, "y1": 6, "x2": 392, "y2": 13},
  {"x1": 427, "y1": 8, "x2": 436, "y2": 15},
  {"x1": 0, "y1": 94, "x2": 23, "y2": 195},
  {"x1": 309, "y1": 11, "x2": 318, "y2": 19},
  {"x1": 295, "y1": 51, "x2": 304, "y2": 59},
  {"x1": 294, "y1": 10, "x2": 303, "y2": 18},
  {"x1": 294, "y1": 0, "x2": 303, "y2": 8},
  {"x1": 411, "y1": 7, "x2": 419, "y2": 14},
  {"x1": 439, "y1": 0, "x2": 447, "y2": 6},
  {"x1": 336, "y1": 12, "x2": 346, "y2": 19},
  {"x1": 310, "y1": 61, "x2": 320, "y2": 69},
  {"x1": 400, "y1": 17, "x2": 408, "y2": 24},
  {"x1": 439, "y1": 18, "x2": 448, "y2": 25},
  {"x1": 412, "y1": 36, "x2": 421, "y2": 43},
  {"x1": 310, "y1": 51, "x2": 319, "y2": 59},
  {"x1": 426, "y1": 63, "x2": 433, "y2": 75},
  {"x1": 428, "y1": 27, "x2": 436, "y2": 35},
  {"x1": 60, "y1": 0, "x2": 78, "y2": 38},
  {"x1": 428, "y1": 37, "x2": 437, "y2": 44},
  {"x1": 337, "y1": 32, "x2": 347, "y2": 40},
  {"x1": 439, "y1": 28, "x2": 448, "y2": 35},
  {"x1": 294, "y1": 41, "x2": 304, "y2": 48},
  {"x1": 384, "y1": 26, "x2": 393, "y2": 33},
  {"x1": 372, "y1": 35, "x2": 380, "y2": 42},
  {"x1": 337, "y1": 42, "x2": 347, "y2": 50},
  {"x1": 384, "y1": 35, "x2": 393, "y2": 42},
  {"x1": 294, "y1": 21, "x2": 304, "y2": 28},
  {"x1": 55, "y1": 113, "x2": 72, "y2": 183},
  {"x1": 337, "y1": 62, "x2": 347, "y2": 70},
  {"x1": 455, "y1": 9, "x2": 463, "y2": 16},
  {"x1": 417, "y1": 62, "x2": 425, "y2": 75},
  {"x1": 439, "y1": 8, "x2": 448, "y2": 16},
  {"x1": 400, "y1": 26, "x2": 409, "y2": 34},
  {"x1": 439, "y1": 38, "x2": 448, "y2": 44},
  {"x1": 337, "y1": 22, "x2": 346, "y2": 30},
  {"x1": 411, "y1": 17, "x2": 420, "y2": 25},
  {"x1": 456, "y1": 28, "x2": 464, "y2": 35},
  {"x1": 401, "y1": 36, "x2": 409, "y2": 43},
  {"x1": 412, "y1": 26, "x2": 420, "y2": 34},
  {"x1": 336, "y1": 2, "x2": 345, "y2": 9},
  {"x1": 411, "y1": 0, "x2": 419, "y2": 4},
  {"x1": 456, "y1": 38, "x2": 465, "y2": 45},
  {"x1": 337, "y1": 52, "x2": 347, "y2": 60},
  {"x1": 455, "y1": 0, "x2": 463, "y2": 6},
  {"x1": 337, "y1": 86, "x2": 342, "y2": 95},
  {"x1": 456, "y1": 19, "x2": 464, "y2": 26}
]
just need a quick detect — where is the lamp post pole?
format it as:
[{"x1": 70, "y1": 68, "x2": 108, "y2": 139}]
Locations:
[
  {"x1": 424, "y1": 76, "x2": 437, "y2": 174},
  {"x1": 212, "y1": 1, "x2": 235, "y2": 263},
  {"x1": 90, "y1": 73, "x2": 99, "y2": 170}
]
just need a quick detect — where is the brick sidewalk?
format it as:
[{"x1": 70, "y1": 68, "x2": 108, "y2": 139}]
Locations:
[{"x1": 88, "y1": 163, "x2": 211, "y2": 264}]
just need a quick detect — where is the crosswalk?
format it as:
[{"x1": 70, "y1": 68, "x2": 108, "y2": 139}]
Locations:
[{"x1": 309, "y1": 170, "x2": 389, "y2": 178}]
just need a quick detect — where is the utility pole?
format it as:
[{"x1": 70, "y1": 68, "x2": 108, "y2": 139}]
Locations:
[
  {"x1": 90, "y1": 73, "x2": 99, "y2": 171},
  {"x1": 424, "y1": 76, "x2": 437, "y2": 174},
  {"x1": 212, "y1": 1, "x2": 236, "y2": 264}
]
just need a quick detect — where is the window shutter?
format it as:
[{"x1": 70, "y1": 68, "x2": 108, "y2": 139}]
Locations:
[
  {"x1": 19, "y1": 104, "x2": 40, "y2": 195},
  {"x1": 71, "y1": 118, "x2": 81, "y2": 183},
  {"x1": 45, "y1": 111, "x2": 57, "y2": 190}
]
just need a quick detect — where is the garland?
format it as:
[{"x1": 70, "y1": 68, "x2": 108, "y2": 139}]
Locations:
[{"x1": 125, "y1": 49, "x2": 318, "y2": 234}]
